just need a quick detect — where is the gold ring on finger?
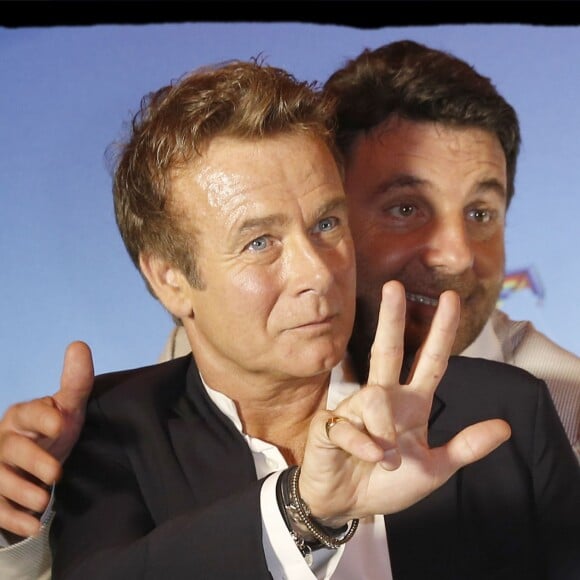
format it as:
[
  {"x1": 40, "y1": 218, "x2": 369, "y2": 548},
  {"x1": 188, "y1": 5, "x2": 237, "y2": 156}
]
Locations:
[{"x1": 325, "y1": 415, "x2": 348, "y2": 439}]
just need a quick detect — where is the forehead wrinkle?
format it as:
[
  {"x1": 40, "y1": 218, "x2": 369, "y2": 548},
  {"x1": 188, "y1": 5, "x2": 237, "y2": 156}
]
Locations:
[{"x1": 195, "y1": 165, "x2": 249, "y2": 209}]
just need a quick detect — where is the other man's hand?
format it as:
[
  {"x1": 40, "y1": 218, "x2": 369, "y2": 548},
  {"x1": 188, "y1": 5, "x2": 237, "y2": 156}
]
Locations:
[{"x1": 0, "y1": 341, "x2": 93, "y2": 538}]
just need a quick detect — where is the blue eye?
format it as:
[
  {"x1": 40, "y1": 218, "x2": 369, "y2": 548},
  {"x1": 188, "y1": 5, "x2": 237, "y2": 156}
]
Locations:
[
  {"x1": 247, "y1": 236, "x2": 269, "y2": 252},
  {"x1": 314, "y1": 216, "x2": 338, "y2": 233}
]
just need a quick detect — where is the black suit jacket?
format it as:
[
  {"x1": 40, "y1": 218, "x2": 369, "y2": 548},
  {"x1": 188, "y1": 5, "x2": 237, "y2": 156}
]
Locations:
[{"x1": 51, "y1": 355, "x2": 580, "y2": 579}]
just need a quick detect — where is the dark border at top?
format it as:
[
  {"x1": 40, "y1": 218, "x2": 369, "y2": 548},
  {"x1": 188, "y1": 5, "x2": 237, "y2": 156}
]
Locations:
[{"x1": 2, "y1": 1, "x2": 579, "y2": 29}]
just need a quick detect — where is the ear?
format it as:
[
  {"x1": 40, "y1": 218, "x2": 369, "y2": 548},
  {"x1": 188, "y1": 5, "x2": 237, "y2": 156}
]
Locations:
[{"x1": 139, "y1": 253, "x2": 194, "y2": 320}]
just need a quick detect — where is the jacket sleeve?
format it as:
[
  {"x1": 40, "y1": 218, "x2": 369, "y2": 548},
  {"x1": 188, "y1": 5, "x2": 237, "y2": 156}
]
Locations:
[
  {"x1": 530, "y1": 377, "x2": 580, "y2": 579},
  {"x1": 0, "y1": 513, "x2": 52, "y2": 580}
]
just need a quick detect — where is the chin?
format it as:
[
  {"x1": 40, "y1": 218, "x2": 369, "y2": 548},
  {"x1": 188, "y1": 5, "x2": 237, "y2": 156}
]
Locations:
[
  {"x1": 453, "y1": 326, "x2": 484, "y2": 355},
  {"x1": 302, "y1": 350, "x2": 344, "y2": 376}
]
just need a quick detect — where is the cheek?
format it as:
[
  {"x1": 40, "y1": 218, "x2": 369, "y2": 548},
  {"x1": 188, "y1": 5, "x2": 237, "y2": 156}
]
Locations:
[
  {"x1": 338, "y1": 238, "x2": 357, "y2": 281},
  {"x1": 340, "y1": 259, "x2": 358, "y2": 316},
  {"x1": 354, "y1": 229, "x2": 417, "y2": 283},
  {"x1": 473, "y1": 237, "x2": 505, "y2": 282},
  {"x1": 223, "y1": 270, "x2": 279, "y2": 317}
]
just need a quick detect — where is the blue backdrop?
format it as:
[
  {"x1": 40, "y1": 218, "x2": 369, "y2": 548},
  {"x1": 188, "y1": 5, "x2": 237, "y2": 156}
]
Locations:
[{"x1": 1, "y1": 19, "x2": 579, "y2": 410}]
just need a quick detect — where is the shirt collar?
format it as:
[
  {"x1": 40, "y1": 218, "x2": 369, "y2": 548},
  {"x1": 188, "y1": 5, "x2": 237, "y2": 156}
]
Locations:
[
  {"x1": 460, "y1": 318, "x2": 505, "y2": 362},
  {"x1": 202, "y1": 359, "x2": 360, "y2": 434}
]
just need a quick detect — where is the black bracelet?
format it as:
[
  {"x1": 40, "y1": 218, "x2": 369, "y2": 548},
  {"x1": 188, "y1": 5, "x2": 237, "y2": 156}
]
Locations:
[
  {"x1": 276, "y1": 465, "x2": 359, "y2": 559},
  {"x1": 276, "y1": 467, "x2": 318, "y2": 564},
  {"x1": 287, "y1": 465, "x2": 359, "y2": 549}
]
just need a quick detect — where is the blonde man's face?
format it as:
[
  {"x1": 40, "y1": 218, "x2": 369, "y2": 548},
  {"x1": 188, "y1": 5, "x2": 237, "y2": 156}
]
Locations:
[{"x1": 172, "y1": 133, "x2": 356, "y2": 386}]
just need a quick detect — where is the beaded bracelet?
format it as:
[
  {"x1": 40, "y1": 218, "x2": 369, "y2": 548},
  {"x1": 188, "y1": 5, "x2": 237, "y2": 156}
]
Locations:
[
  {"x1": 275, "y1": 467, "x2": 314, "y2": 563},
  {"x1": 277, "y1": 464, "x2": 359, "y2": 559},
  {"x1": 288, "y1": 465, "x2": 359, "y2": 549}
]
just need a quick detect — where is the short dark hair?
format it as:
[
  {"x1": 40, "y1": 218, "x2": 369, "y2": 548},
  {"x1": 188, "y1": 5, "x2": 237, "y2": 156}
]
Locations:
[{"x1": 324, "y1": 40, "x2": 521, "y2": 205}]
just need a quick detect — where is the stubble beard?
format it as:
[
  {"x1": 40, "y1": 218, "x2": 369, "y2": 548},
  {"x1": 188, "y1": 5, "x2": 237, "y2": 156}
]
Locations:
[{"x1": 348, "y1": 277, "x2": 502, "y2": 382}]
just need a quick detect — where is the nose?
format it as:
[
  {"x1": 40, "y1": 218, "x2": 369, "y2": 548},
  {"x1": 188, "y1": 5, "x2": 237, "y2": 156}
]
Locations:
[
  {"x1": 421, "y1": 217, "x2": 474, "y2": 274},
  {"x1": 287, "y1": 237, "x2": 337, "y2": 296}
]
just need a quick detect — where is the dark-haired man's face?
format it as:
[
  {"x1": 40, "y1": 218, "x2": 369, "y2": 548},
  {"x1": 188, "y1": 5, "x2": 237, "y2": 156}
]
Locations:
[{"x1": 344, "y1": 117, "x2": 507, "y2": 361}]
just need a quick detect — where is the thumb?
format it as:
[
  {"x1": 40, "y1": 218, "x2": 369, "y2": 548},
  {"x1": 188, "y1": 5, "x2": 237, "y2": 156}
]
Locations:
[
  {"x1": 443, "y1": 418, "x2": 511, "y2": 471},
  {"x1": 54, "y1": 341, "x2": 94, "y2": 415}
]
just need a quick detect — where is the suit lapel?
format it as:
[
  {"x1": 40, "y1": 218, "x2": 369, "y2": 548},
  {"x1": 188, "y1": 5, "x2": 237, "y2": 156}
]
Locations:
[
  {"x1": 168, "y1": 357, "x2": 257, "y2": 507},
  {"x1": 386, "y1": 361, "x2": 466, "y2": 578}
]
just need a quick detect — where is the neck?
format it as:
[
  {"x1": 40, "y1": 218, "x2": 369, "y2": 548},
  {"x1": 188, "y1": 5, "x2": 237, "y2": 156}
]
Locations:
[
  {"x1": 196, "y1": 356, "x2": 332, "y2": 465},
  {"x1": 239, "y1": 377, "x2": 329, "y2": 464}
]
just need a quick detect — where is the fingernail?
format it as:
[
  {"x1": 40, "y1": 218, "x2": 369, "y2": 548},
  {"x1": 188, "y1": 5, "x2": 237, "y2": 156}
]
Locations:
[{"x1": 380, "y1": 448, "x2": 401, "y2": 470}]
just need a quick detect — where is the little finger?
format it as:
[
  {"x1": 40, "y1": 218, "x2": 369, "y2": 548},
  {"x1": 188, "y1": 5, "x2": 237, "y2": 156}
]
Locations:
[{"x1": 0, "y1": 497, "x2": 43, "y2": 538}]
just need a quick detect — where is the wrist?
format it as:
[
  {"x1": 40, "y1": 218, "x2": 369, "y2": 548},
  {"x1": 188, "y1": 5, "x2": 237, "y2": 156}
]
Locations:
[{"x1": 276, "y1": 465, "x2": 359, "y2": 560}]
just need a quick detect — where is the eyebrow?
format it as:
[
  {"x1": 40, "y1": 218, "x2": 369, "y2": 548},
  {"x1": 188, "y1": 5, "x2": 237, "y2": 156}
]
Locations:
[
  {"x1": 373, "y1": 174, "x2": 427, "y2": 194},
  {"x1": 238, "y1": 214, "x2": 288, "y2": 235},
  {"x1": 237, "y1": 196, "x2": 348, "y2": 236},
  {"x1": 311, "y1": 196, "x2": 348, "y2": 221},
  {"x1": 475, "y1": 177, "x2": 507, "y2": 199},
  {"x1": 376, "y1": 174, "x2": 507, "y2": 200}
]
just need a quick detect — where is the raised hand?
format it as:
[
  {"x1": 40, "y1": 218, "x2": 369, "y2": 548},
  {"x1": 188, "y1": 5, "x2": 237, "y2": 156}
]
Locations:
[
  {"x1": 299, "y1": 280, "x2": 511, "y2": 527},
  {"x1": 0, "y1": 341, "x2": 93, "y2": 537}
]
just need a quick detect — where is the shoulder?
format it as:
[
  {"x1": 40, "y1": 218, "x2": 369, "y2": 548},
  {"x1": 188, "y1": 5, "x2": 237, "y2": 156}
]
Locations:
[
  {"x1": 492, "y1": 310, "x2": 580, "y2": 417},
  {"x1": 439, "y1": 356, "x2": 578, "y2": 463},
  {"x1": 76, "y1": 355, "x2": 196, "y2": 458},
  {"x1": 492, "y1": 309, "x2": 579, "y2": 363},
  {"x1": 91, "y1": 354, "x2": 193, "y2": 416},
  {"x1": 444, "y1": 354, "x2": 546, "y2": 396},
  {"x1": 438, "y1": 355, "x2": 550, "y2": 427}
]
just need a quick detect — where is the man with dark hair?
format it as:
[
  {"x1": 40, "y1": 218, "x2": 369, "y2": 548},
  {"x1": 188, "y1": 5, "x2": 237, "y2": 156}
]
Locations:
[{"x1": 325, "y1": 40, "x2": 579, "y2": 458}]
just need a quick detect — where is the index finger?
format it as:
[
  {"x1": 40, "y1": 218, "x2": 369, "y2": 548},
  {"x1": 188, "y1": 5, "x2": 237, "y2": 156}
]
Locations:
[
  {"x1": 1, "y1": 398, "x2": 62, "y2": 441},
  {"x1": 367, "y1": 280, "x2": 406, "y2": 387},
  {"x1": 407, "y1": 289, "x2": 460, "y2": 393}
]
